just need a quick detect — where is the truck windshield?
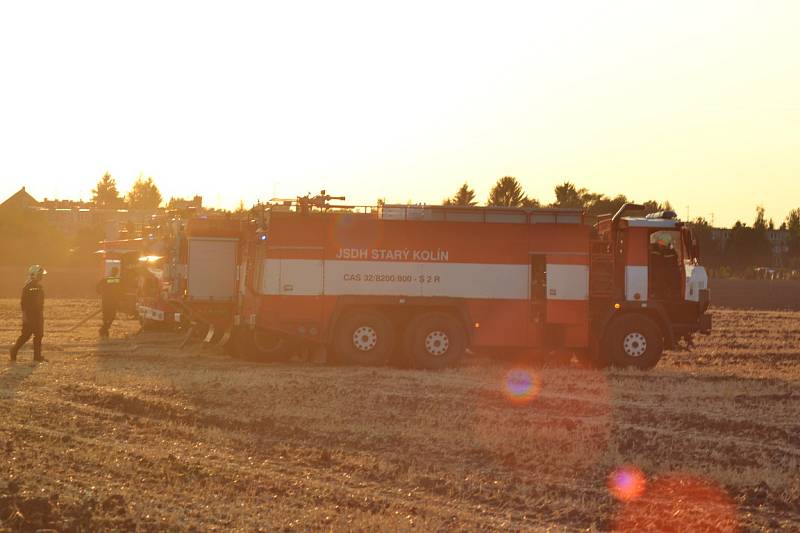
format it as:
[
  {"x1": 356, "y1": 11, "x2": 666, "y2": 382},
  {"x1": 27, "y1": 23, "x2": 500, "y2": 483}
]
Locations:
[{"x1": 649, "y1": 230, "x2": 683, "y2": 263}]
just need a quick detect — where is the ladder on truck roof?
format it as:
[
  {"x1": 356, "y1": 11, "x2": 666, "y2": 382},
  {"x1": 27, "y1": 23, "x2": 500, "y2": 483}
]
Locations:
[
  {"x1": 377, "y1": 204, "x2": 584, "y2": 225},
  {"x1": 262, "y1": 193, "x2": 585, "y2": 225}
]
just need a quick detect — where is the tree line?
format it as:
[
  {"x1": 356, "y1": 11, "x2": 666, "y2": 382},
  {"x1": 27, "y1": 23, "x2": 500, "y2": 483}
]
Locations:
[
  {"x1": 442, "y1": 176, "x2": 670, "y2": 217},
  {"x1": 3, "y1": 172, "x2": 799, "y2": 274},
  {"x1": 92, "y1": 172, "x2": 163, "y2": 210},
  {"x1": 691, "y1": 207, "x2": 800, "y2": 274},
  {"x1": 0, "y1": 172, "x2": 169, "y2": 268},
  {"x1": 443, "y1": 176, "x2": 800, "y2": 274}
]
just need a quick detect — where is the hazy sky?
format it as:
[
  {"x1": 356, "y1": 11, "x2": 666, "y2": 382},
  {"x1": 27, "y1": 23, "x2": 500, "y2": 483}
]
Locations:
[{"x1": 1, "y1": 1, "x2": 798, "y2": 227}]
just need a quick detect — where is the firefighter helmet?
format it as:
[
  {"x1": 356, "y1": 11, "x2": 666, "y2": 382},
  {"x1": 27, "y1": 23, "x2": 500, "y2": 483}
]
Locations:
[{"x1": 28, "y1": 265, "x2": 47, "y2": 279}]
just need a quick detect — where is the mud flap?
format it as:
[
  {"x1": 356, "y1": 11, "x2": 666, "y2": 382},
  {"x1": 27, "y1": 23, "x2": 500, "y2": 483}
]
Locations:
[
  {"x1": 203, "y1": 324, "x2": 216, "y2": 344},
  {"x1": 218, "y1": 327, "x2": 232, "y2": 346},
  {"x1": 179, "y1": 325, "x2": 195, "y2": 348}
]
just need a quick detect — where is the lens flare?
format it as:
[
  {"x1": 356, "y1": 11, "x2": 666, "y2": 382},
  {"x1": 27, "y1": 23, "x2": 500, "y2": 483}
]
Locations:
[
  {"x1": 614, "y1": 473, "x2": 738, "y2": 532},
  {"x1": 608, "y1": 466, "x2": 646, "y2": 502},
  {"x1": 503, "y1": 368, "x2": 541, "y2": 405}
]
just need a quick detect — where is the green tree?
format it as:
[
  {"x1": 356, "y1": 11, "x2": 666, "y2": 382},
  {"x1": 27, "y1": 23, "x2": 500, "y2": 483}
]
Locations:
[
  {"x1": 786, "y1": 208, "x2": 800, "y2": 266},
  {"x1": 551, "y1": 182, "x2": 633, "y2": 218},
  {"x1": 553, "y1": 181, "x2": 586, "y2": 209},
  {"x1": 443, "y1": 182, "x2": 478, "y2": 206},
  {"x1": 583, "y1": 193, "x2": 628, "y2": 219},
  {"x1": 689, "y1": 217, "x2": 723, "y2": 269},
  {"x1": 521, "y1": 196, "x2": 540, "y2": 208},
  {"x1": 724, "y1": 207, "x2": 773, "y2": 272},
  {"x1": 752, "y1": 206, "x2": 773, "y2": 266},
  {"x1": 641, "y1": 200, "x2": 672, "y2": 215},
  {"x1": 91, "y1": 172, "x2": 124, "y2": 208},
  {"x1": 724, "y1": 221, "x2": 751, "y2": 272},
  {"x1": 126, "y1": 175, "x2": 163, "y2": 210},
  {"x1": 487, "y1": 176, "x2": 531, "y2": 207}
]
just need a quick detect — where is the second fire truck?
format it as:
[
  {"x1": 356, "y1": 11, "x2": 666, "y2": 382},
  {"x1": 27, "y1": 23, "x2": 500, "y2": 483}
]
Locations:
[{"x1": 228, "y1": 198, "x2": 710, "y2": 369}]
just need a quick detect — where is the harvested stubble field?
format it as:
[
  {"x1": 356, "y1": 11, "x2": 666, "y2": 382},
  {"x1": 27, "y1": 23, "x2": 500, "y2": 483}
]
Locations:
[{"x1": 1, "y1": 300, "x2": 799, "y2": 531}]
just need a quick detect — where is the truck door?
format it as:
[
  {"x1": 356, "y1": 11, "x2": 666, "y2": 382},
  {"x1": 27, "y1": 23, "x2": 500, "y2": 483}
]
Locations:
[
  {"x1": 527, "y1": 254, "x2": 547, "y2": 347},
  {"x1": 278, "y1": 251, "x2": 324, "y2": 297},
  {"x1": 530, "y1": 254, "x2": 547, "y2": 323},
  {"x1": 260, "y1": 247, "x2": 325, "y2": 338}
]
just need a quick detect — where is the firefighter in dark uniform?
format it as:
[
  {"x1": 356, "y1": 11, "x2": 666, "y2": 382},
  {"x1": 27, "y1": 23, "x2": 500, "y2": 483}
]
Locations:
[
  {"x1": 9, "y1": 265, "x2": 47, "y2": 363},
  {"x1": 650, "y1": 234, "x2": 680, "y2": 300},
  {"x1": 97, "y1": 266, "x2": 123, "y2": 338}
]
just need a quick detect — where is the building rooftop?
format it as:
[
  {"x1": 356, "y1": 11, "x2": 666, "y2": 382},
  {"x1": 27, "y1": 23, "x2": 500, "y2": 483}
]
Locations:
[{"x1": 0, "y1": 186, "x2": 39, "y2": 210}]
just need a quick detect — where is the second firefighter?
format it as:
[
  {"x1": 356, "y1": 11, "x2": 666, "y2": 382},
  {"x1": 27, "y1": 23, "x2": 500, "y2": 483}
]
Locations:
[{"x1": 97, "y1": 267, "x2": 122, "y2": 338}]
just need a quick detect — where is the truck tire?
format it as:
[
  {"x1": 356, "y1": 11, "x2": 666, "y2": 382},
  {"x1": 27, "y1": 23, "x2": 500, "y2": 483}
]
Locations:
[
  {"x1": 404, "y1": 312, "x2": 466, "y2": 370},
  {"x1": 604, "y1": 314, "x2": 663, "y2": 369},
  {"x1": 238, "y1": 328, "x2": 289, "y2": 362},
  {"x1": 333, "y1": 309, "x2": 395, "y2": 366}
]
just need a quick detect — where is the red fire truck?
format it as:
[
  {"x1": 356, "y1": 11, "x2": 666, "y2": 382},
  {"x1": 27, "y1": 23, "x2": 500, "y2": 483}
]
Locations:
[
  {"x1": 130, "y1": 215, "x2": 247, "y2": 340},
  {"x1": 232, "y1": 198, "x2": 710, "y2": 369}
]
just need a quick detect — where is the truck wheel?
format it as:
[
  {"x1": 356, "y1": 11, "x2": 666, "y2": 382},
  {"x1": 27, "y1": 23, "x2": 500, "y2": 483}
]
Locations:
[
  {"x1": 404, "y1": 312, "x2": 466, "y2": 370},
  {"x1": 334, "y1": 309, "x2": 395, "y2": 366},
  {"x1": 253, "y1": 329, "x2": 290, "y2": 361},
  {"x1": 239, "y1": 328, "x2": 289, "y2": 362},
  {"x1": 604, "y1": 314, "x2": 663, "y2": 369}
]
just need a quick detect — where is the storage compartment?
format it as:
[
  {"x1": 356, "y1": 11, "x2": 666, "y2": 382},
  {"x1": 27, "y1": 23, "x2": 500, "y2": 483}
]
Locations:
[{"x1": 187, "y1": 237, "x2": 238, "y2": 300}]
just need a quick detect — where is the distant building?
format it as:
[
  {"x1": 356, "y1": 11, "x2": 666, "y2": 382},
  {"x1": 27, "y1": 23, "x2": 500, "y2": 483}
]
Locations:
[
  {"x1": 708, "y1": 226, "x2": 790, "y2": 266},
  {"x1": 709, "y1": 227, "x2": 731, "y2": 245},
  {"x1": 39, "y1": 197, "x2": 92, "y2": 209},
  {"x1": 1, "y1": 186, "x2": 163, "y2": 240},
  {"x1": 767, "y1": 229, "x2": 790, "y2": 264},
  {"x1": 36, "y1": 206, "x2": 160, "y2": 240},
  {"x1": 0, "y1": 186, "x2": 39, "y2": 210},
  {"x1": 167, "y1": 195, "x2": 203, "y2": 211}
]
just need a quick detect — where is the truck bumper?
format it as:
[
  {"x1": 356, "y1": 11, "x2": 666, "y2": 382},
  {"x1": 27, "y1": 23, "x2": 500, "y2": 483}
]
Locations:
[
  {"x1": 137, "y1": 305, "x2": 179, "y2": 323},
  {"x1": 137, "y1": 305, "x2": 166, "y2": 322},
  {"x1": 673, "y1": 312, "x2": 712, "y2": 339}
]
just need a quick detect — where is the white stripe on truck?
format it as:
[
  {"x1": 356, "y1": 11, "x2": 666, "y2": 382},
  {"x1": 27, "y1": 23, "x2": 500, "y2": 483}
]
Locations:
[{"x1": 260, "y1": 259, "x2": 589, "y2": 301}]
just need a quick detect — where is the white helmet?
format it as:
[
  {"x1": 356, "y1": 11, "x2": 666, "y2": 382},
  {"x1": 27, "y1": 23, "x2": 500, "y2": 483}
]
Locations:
[{"x1": 28, "y1": 265, "x2": 47, "y2": 279}]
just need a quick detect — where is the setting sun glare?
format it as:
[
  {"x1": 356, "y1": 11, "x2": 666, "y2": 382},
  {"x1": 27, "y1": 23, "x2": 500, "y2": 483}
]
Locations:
[{"x1": 1, "y1": 1, "x2": 798, "y2": 225}]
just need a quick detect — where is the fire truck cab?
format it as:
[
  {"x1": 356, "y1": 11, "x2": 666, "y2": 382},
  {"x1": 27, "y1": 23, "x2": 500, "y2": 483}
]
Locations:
[
  {"x1": 592, "y1": 204, "x2": 710, "y2": 367},
  {"x1": 233, "y1": 199, "x2": 710, "y2": 369}
]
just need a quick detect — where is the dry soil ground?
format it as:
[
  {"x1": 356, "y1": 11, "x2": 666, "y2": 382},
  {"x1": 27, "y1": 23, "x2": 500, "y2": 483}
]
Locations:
[{"x1": 0, "y1": 300, "x2": 798, "y2": 531}]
